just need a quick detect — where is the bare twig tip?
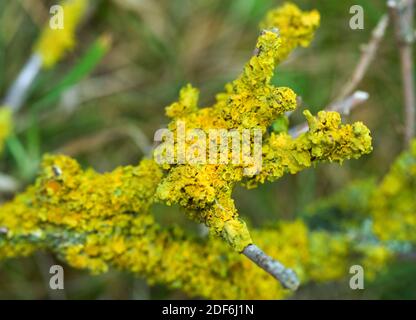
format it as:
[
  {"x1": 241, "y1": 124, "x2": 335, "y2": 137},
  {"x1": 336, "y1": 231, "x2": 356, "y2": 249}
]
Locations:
[{"x1": 242, "y1": 244, "x2": 300, "y2": 291}]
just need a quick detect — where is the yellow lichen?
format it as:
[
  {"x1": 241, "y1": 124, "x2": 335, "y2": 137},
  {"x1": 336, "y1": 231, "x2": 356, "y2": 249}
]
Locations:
[{"x1": 0, "y1": 2, "x2": 381, "y2": 299}]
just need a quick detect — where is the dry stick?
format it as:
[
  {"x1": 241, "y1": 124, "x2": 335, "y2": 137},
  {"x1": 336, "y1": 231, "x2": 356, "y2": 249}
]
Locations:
[
  {"x1": 288, "y1": 90, "x2": 370, "y2": 138},
  {"x1": 388, "y1": 0, "x2": 416, "y2": 147},
  {"x1": 335, "y1": 15, "x2": 389, "y2": 102}
]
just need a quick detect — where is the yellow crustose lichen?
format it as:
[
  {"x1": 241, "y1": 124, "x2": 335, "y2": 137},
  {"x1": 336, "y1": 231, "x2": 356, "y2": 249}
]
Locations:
[
  {"x1": 34, "y1": 0, "x2": 87, "y2": 68},
  {"x1": 0, "y1": 3, "x2": 380, "y2": 298}
]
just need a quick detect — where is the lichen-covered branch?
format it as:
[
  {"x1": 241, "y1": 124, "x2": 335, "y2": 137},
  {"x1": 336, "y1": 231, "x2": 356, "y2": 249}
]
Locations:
[
  {"x1": 248, "y1": 110, "x2": 372, "y2": 187},
  {"x1": 155, "y1": 5, "x2": 371, "y2": 258},
  {"x1": 0, "y1": 2, "x2": 377, "y2": 296},
  {"x1": 0, "y1": 156, "x2": 391, "y2": 298}
]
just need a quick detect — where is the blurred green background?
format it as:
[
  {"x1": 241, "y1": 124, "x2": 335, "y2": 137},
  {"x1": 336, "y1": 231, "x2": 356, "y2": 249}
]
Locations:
[{"x1": 1, "y1": 0, "x2": 414, "y2": 299}]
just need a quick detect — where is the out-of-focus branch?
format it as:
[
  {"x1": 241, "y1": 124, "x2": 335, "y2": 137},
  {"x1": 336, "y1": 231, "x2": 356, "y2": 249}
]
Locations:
[
  {"x1": 242, "y1": 244, "x2": 300, "y2": 291},
  {"x1": 2, "y1": 54, "x2": 42, "y2": 112},
  {"x1": 2, "y1": 0, "x2": 92, "y2": 113},
  {"x1": 335, "y1": 15, "x2": 389, "y2": 101},
  {"x1": 289, "y1": 91, "x2": 369, "y2": 138},
  {"x1": 388, "y1": 0, "x2": 415, "y2": 147},
  {"x1": 327, "y1": 91, "x2": 370, "y2": 114}
]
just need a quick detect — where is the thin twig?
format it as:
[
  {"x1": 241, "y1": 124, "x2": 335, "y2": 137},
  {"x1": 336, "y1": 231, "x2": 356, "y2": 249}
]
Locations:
[
  {"x1": 327, "y1": 91, "x2": 370, "y2": 113},
  {"x1": 335, "y1": 15, "x2": 389, "y2": 102},
  {"x1": 388, "y1": 0, "x2": 415, "y2": 147},
  {"x1": 242, "y1": 244, "x2": 300, "y2": 291},
  {"x1": 288, "y1": 90, "x2": 369, "y2": 138}
]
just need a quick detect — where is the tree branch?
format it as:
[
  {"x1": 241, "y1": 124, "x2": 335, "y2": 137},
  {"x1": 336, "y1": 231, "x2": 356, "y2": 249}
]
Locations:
[{"x1": 388, "y1": 0, "x2": 416, "y2": 147}]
